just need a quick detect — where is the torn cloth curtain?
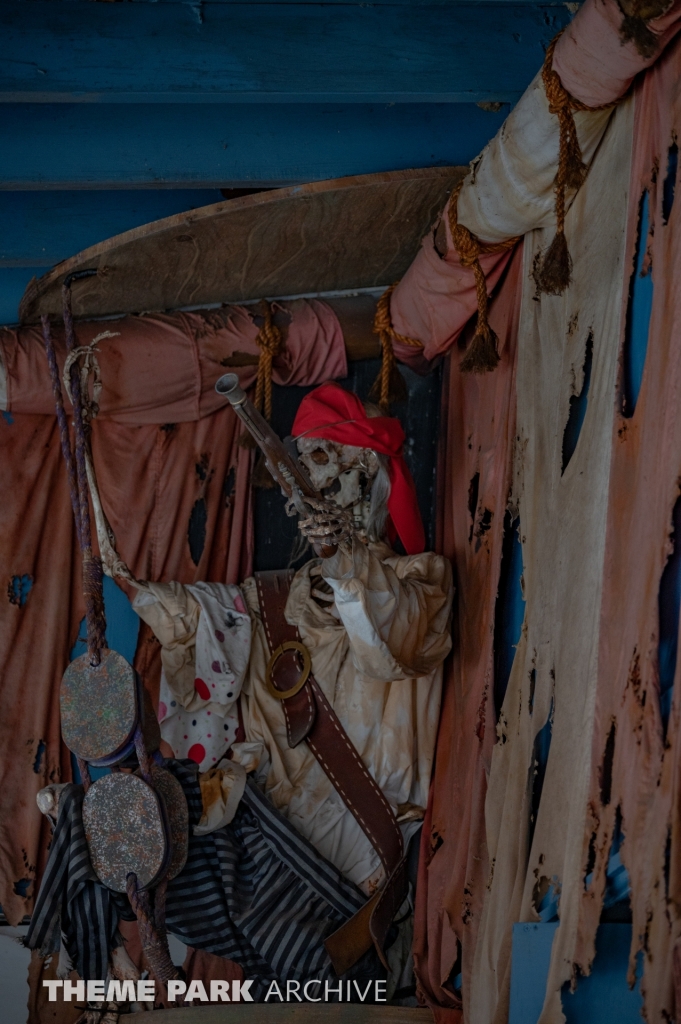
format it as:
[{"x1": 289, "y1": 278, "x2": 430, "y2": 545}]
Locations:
[
  {"x1": 390, "y1": 0, "x2": 681, "y2": 1020},
  {"x1": 0, "y1": 300, "x2": 346, "y2": 926}
]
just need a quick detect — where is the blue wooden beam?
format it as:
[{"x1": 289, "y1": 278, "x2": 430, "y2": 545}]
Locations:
[
  {"x1": 85, "y1": 1, "x2": 577, "y2": 5},
  {"x1": 0, "y1": 269, "x2": 50, "y2": 326},
  {"x1": 0, "y1": 102, "x2": 508, "y2": 189},
  {"x1": 0, "y1": 2, "x2": 571, "y2": 104},
  {"x1": 0, "y1": 190, "x2": 224, "y2": 266}
]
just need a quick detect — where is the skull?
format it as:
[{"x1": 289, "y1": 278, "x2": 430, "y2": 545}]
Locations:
[{"x1": 295, "y1": 437, "x2": 380, "y2": 532}]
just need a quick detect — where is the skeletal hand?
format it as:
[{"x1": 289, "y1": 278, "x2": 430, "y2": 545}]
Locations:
[{"x1": 295, "y1": 497, "x2": 354, "y2": 549}]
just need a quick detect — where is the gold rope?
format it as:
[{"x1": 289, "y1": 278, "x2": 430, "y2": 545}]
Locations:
[
  {"x1": 253, "y1": 299, "x2": 284, "y2": 420},
  {"x1": 239, "y1": 300, "x2": 285, "y2": 460},
  {"x1": 535, "y1": 33, "x2": 617, "y2": 295},
  {"x1": 371, "y1": 283, "x2": 423, "y2": 411},
  {"x1": 448, "y1": 183, "x2": 520, "y2": 373},
  {"x1": 371, "y1": 32, "x2": 625, "y2": 382}
]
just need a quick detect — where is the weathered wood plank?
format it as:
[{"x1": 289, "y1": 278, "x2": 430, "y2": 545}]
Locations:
[
  {"x1": 19, "y1": 167, "x2": 465, "y2": 323},
  {"x1": 0, "y1": 3, "x2": 571, "y2": 104},
  {"x1": 0, "y1": 102, "x2": 505, "y2": 190},
  {"x1": 128, "y1": 1005, "x2": 432, "y2": 1023}
]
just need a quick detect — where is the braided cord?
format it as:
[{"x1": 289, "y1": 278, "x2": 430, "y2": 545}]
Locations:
[
  {"x1": 42, "y1": 315, "x2": 83, "y2": 550},
  {"x1": 62, "y1": 282, "x2": 107, "y2": 666},
  {"x1": 536, "y1": 33, "x2": 618, "y2": 294},
  {"x1": 371, "y1": 283, "x2": 423, "y2": 410},
  {"x1": 253, "y1": 300, "x2": 284, "y2": 421},
  {"x1": 448, "y1": 183, "x2": 520, "y2": 373}
]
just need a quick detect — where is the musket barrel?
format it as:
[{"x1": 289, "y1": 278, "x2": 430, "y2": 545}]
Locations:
[{"x1": 215, "y1": 373, "x2": 246, "y2": 406}]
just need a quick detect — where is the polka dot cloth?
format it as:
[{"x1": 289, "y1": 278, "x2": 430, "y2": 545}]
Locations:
[
  {"x1": 159, "y1": 698, "x2": 240, "y2": 771},
  {"x1": 158, "y1": 582, "x2": 251, "y2": 772}
]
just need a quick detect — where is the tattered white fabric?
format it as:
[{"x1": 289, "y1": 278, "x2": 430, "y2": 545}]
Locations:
[
  {"x1": 454, "y1": 0, "x2": 681, "y2": 245},
  {"x1": 469, "y1": 96, "x2": 635, "y2": 1024},
  {"x1": 133, "y1": 581, "x2": 251, "y2": 771},
  {"x1": 241, "y1": 540, "x2": 453, "y2": 891},
  {"x1": 456, "y1": 71, "x2": 613, "y2": 244}
]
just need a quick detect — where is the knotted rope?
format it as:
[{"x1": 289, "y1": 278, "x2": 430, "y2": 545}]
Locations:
[
  {"x1": 448, "y1": 183, "x2": 520, "y2": 372},
  {"x1": 42, "y1": 271, "x2": 107, "y2": 789},
  {"x1": 52, "y1": 322, "x2": 148, "y2": 590},
  {"x1": 238, "y1": 301, "x2": 284, "y2": 474},
  {"x1": 370, "y1": 283, "x2": 423, "y2": 411},
  {"x1": 534, "y1": 33, "x2": 617, "y2": 295},
  {"x1": 239, "y1": 300, "x2": 285, "y2": 486},
  {"x1": 42, "y1": 317, "x2": 83, "y2": 551},
  {"x1": 61, "y1": 280, "x2": 108, "y2": 668},
  {"x1": 253, "y1": 300, "x2": 284, "y2": 421},
  {"x1": 370, "y1": 184, "x2": 521, "y2": 391}
]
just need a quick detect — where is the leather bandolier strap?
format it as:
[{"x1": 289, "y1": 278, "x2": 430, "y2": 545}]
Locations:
[{"x1": 255, "y1": 570, "x2": 408, "y2": 976}]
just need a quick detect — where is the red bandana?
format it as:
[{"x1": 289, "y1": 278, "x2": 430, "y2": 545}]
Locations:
[{"x1": 292, "y1": 382, "x2": 425, "y2": 555}]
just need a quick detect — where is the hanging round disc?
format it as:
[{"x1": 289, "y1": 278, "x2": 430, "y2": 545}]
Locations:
[
  {"x1": 137, "y1": 765, "x2": 189, "y2": 881},
  {"x1": 83, "y1": 772, "x2": 168, "y2": 893},
  {"x1": 60, "y1": 649, "x2": 139, "y2": 763}
]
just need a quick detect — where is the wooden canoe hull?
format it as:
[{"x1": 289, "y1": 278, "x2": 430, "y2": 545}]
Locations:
[{"x1": 19, "y1": 167, "x2": 464, "y2": 324}]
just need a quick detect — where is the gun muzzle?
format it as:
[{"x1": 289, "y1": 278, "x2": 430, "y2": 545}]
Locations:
[{"x1": 215, "y1": 373, "x2": 246, "y2": 406}]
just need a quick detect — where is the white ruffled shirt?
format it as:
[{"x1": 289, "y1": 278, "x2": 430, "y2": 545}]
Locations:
[{"x1": 133, "y1": 541, "x2": 453, "y2": 889}]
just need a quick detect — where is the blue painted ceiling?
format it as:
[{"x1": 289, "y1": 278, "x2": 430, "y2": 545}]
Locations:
[{"x1": 0, "y1": 0, "x2": 576, "y2": 323}]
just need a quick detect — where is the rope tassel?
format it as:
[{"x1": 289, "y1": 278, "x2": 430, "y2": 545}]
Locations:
[
  {"x1": 254, "y1": 299, "x2": 284, "y2": 420},
  {"x1": 534, "y1": 34, "x2": 615, "y2": 296},
  {"x1": 239, "y1": 300, "x2": 283, "y2": 460},
  {"x1": 448, "y1": 184, "x2": 520, "y2": 374}
]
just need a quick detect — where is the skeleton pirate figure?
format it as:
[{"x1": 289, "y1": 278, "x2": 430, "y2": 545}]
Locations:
[
  {"x1": 131, "y1": 381, "x2": 454, "y2": 990},
  {"x1": 28, "y1": 366, "x2": 452, "y2": 1008}
]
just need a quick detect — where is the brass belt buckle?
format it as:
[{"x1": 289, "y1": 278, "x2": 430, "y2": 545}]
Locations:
[{"x1": 266, "y1": 640, "x2": 311, "y2": 701}]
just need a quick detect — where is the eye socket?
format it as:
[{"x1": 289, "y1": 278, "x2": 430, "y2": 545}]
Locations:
[{"x1": 309, "y1": 448, "x2": 330, "y2": 465}]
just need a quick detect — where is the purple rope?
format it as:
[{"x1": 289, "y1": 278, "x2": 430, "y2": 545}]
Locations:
[
  {"x1": 43, "y1": 314, "x2": 93, "y2": 794},
  {"x1": 41, "y1": 316, "x2": 82, "y2": 549},
  {"x1": 60, "y1": 281, "x2": 107, "y2": 667}
]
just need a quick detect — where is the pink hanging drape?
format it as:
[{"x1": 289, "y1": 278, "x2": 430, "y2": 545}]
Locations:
[{"x1": 0, "y1": 300, "x2": 346, "y2": 925}]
